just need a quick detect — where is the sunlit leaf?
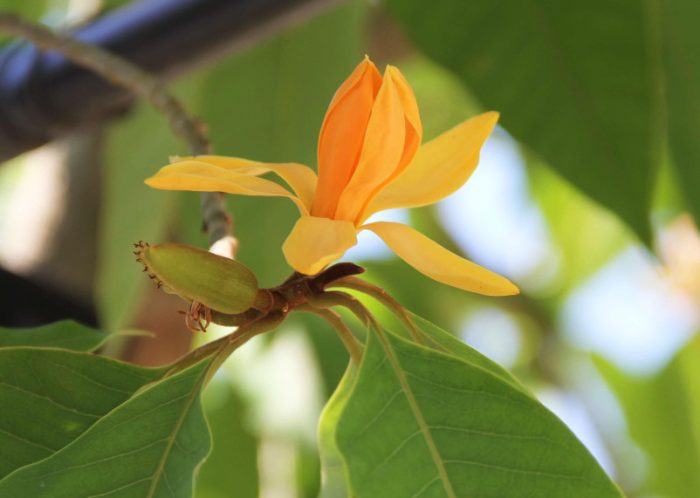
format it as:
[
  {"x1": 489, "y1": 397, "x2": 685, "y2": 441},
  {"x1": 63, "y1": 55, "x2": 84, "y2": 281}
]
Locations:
[
  {"x1": 335, "y1": 327, "x2": 622, "y2": 497},
  {"x1": 0, "y1": 320, "x2": 110, "y2": 351},
  {"x1": 0, "y1": 348, "x2": 164, "y2": 479},
  {"x1": 318, "y1": 364, "x2": 356, "y2": 498},
  {"x1": 407, "y1": 312, "x2": 527, "y2": 394},
  {"x1": 596, "y1": 336, "x2": 700, "y2": 498},
  {"x1": 388, "y1": 0, "x2": 657, "y2": 243}
]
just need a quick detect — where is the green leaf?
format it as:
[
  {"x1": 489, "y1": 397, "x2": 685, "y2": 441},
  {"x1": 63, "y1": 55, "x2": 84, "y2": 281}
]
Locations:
[
  {"x1": 0, "y1": 348, "x2": 164, "y2": 479},
  {"x1": 660, "y1": 0, "x2": 700, "y2": 225},
  {"x1": 0, "y1": 356, "x2": 211, "y2": 497},
  {"x1": 0, "y1": 320, "x2": 109, "y2": 351},
  {"x1": 335, "y1": 328, "x2": 622, "y2": 497},
  {"x1": 596, "y1": 337, "x2": 700, "y2": 498},
  {"x1": 318, "y1": 364, "x2": 356, "y2": 498},
  {"x1": 407, "y1": 312, "x2": 527, "y2": 395},
  {"x1": 387, "y1": 0, "x2": 656, "y2": 242}
]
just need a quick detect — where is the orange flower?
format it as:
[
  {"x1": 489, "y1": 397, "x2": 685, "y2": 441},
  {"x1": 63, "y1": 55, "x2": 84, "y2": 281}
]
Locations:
[{"x1": 146, "y1": 57, "x2": 518, "y2": 296}]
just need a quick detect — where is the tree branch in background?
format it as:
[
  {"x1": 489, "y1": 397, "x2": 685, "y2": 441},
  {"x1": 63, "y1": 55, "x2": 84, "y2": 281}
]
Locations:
[{"x1": 0, "y1": 12, "x2": 233, "y2": 251}]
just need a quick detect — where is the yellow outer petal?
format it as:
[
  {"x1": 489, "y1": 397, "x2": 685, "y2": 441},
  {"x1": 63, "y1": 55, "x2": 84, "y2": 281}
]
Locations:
[
  {"x1": 283, "y1": 216, "x2": 358, "y2": 275},
  {"x1": 170, "y1": 156, "x2": 317, "y2": 212},
  {"x1": 145, "y1": 161, "x2": 309, "y2": 215},
  {"x1": 362, "y1": 221, "x2": 519, "y2": 296},
  {"x1": 362, "y1": 112, "x2": 499, "y2": 221}
]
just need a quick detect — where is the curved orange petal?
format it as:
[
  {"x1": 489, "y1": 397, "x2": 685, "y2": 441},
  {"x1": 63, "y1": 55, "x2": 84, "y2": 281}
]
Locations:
[
  {"x1": 172, "y1": 156, "x2": 317, "y2": 212},
  {"x1": 145, "y1": 161, "x2": 309, "y2": 215},
  {"x1": 282, "y1": 216, "x2": 358, "y2": 275},
  {"x1": 362, "y1": 221, "x2": 519, "y2": 296},
  {"x1": 362, "y1": 112, "x2": 498, "y2": 220},
  {"x1": 313, "y1": 58, "x2": 382, "y2": 218},
  {"x1": 334, "y1": 68, "x2": 411, "y2": 223}
]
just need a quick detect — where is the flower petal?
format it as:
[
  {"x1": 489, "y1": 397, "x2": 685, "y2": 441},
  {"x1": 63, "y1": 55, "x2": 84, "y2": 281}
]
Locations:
[
  {"x1": 362, "y1": 112, "x2": 499, "y2": 220},
  {"x1": 172, "y1": 156, "x2": 317, "y2": 212},
  {"x1": 313, "y1": 57, "x2": 382, "y2": 218},
  {"x1": 335, "y1": 68, "x2": 410, "y2": 223},
  {"x1": 145, "y1": 161, "x2": 309, "y2": 215},
  {"x1": 283, "y1": 216, "x2": 358, "y2": 275},
  {"x1": 362, "y1": 221, "x2": 519, "y2": 296}
]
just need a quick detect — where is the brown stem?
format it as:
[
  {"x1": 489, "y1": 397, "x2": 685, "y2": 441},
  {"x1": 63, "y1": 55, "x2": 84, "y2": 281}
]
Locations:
[{"x1": 0, "y1": 13, "x2": 231, "y2": 247}]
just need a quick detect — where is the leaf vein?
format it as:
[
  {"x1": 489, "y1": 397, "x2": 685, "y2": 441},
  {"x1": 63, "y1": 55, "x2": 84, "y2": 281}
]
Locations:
[
  {"x1": 443, "y1": 458, "x2": 587, "y2": 482},
  {"x1": 83, "y1": 476, "x2": 151, "y2": 497},
  {"x1": 0, "y1": 381, "x2": 101, "y2": 418},
  {"x1": 0, "y1": 427, "x2": 57, "y2": 453}
]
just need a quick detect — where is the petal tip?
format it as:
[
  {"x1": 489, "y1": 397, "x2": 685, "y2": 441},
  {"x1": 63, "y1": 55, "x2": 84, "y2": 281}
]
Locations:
[{"x1": 483, "y1": 110, "x2": 500, "y2": 126}]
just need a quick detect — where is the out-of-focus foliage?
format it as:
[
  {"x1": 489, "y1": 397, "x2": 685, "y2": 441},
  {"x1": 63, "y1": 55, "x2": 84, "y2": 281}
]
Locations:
[
  {"x1": 386, "y1": 0, "x2": 700, "y2": 246},
  {"x1": 597, "y1": 336, "x2": 700, "y2": 498},
  {"x1": 99, "y1": 99, "x2": 187, "y2": 329},
  {"x1": 661, "y1": 1, "x2": 700, "y2": 225},
  {"x1": 196, "y1": 382, "x2": 259, "y2": 498}
]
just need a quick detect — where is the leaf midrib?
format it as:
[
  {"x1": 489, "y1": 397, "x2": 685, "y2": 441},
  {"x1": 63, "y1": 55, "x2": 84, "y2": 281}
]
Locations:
[
  {"x1": 145, "y1": 364, "x2": 208, "y2": 498},
  {"x1": 373, "y1": 329, "x2": 457, "y2": 498}
]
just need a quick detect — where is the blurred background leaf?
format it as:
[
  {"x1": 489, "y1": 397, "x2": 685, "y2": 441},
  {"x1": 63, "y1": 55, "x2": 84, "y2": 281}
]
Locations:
[
  {"x1": 661, "y1": 0, "x2": 700, "y2": 226},
  {"x1": 196, "y1": 380, "x2": 259, "y2": 498},
  {"x1": 386, "y1": 0, "x2": 658, "y2": 243},
  {"x1": 596, "y1": 336, "x2": 700, "y2": 498}
]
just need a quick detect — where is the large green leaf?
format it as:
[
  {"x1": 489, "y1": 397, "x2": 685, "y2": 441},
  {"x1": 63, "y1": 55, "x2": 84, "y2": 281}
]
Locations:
[
  {"x1": 335, "y1": 328, "x2": 621, "y2": 497},
  {"x1": 0, "y1": 320, "x2": 109, "y2": 351},
  {"x1": 318, "y1": 364, "x2": 356, "y2": 498},
  {"x1": 387, "y1": 0, "x2": 657, "y2": 242},
  {"x1": 0, "y1": 356, "x2": 211, "y2": 497},
  {"x1": 0, "y1": 348, "x2": 164, "y2": 479},
  {"x1": 596, "y1": 336, "x2": 700, "y2": 498},
  {"x1": 661, "y1": 0, "x2": 700, "y2": 224},
  {"x1": 407, "y1": 312, "x2": 527, "y2": 394}
]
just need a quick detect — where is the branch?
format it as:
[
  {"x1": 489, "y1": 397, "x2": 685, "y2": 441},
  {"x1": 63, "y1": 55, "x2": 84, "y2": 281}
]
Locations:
[{"x1": 0, "y1": 12, "x2": 232, "y2": 249}]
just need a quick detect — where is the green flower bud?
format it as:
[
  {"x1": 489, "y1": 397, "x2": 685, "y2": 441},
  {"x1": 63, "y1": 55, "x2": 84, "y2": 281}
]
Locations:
[{"x1": 134, "y1": 242, "x2": 260, "y2": 314}]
